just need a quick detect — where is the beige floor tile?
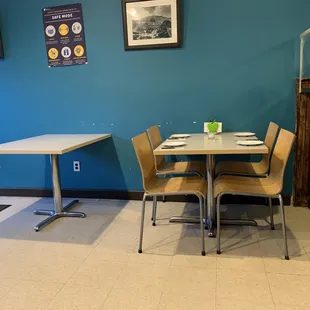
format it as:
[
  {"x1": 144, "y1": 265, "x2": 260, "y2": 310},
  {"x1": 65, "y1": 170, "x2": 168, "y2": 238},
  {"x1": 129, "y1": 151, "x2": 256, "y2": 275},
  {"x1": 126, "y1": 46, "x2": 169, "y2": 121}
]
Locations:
[
  {"x1": 0, "y1": 238, "x2": 35, "y2": 258},
  {"x1": 96, "y1": 223, "x2": 140, "y2": 251},
  {"x1": 143, "y1": 242, "x2": 178, "y2": 255},
  {"x1": 264, "y1": 258, "x2": 310, "y2": 275},
  {"x1": 219, "y1": 226, "x2": 259, "y2": 241},
  {"x1": 0, "y1": 252, "x2": 39, "y2": 279},
  {"x1": 46, "y1": 284, "x2": 110, "y2": 310},
  {"x1": 275, "y1": 305, "x2": 310, "y2": 310},
  {"x1": 142, "y1": 225, "x2": 204, "y2": 255},
  {"x1": 141, "y1": 225, "x2": 183, "y2": 253},
  {"x1": 218, "y1": 237, "x2": 263, "y2": 257},
  {"x1": 0, "y1": 277, "x2": 19, "y2": 298},
  {"x1": 159, "y1": 292, "x2": 215, "y2": 310},
  {"x1": 68, "y1": 260, "x2": 125, "y2": 287},
  {"x1": 128, "y1": 252, "x2": 172, "y2": 266},
  {"x1": 30, "y1": 242, "x2": 94, "y2": 262},
  {"x1": 259, "y1": 238, "x2": 309, "y2": 261},
  {"x1": 162, "y1": 266, "x2": 216, "y2": 295},
  {"x1": 0, "y1": 280, "x2": 63, "y2": 310},
  {"x1": 101, "y1": 287, "x2": 162, "y2": 310},
  {"x1": 268, "y1": 273, "x2": 310, "y2": 306},
  {"x1": 291, "y1": 231, "x2": 310, "y2": 249},
  {"x1": 114, "y1": 262, "x2": 169, "y2": 290},
  {"x1": 216, "y1": 298, "x2": 275, "y2": 310},
  {"x1": 102, "y1": 223, "x2": 140, "y2": 240},
  {"x1": 217, "y1": 256, "x2": 265, "y2": 273},
  {"x1": 25, "y1": 256, "x2": 82, "y2": 283},
  {"x1": 140, "y1": 228, "x2": 181, "y2": 255},
  {"x1": 217, "y1": 269, "x2": 273, "y2": 303},
  {"x1": 86, "y1": 246, "x2": 132, "y2": 263},
  {"x1": 114, "y1": 208, "x2": 141, "y2": 224},
  {"x1": 171, "y1": 254, "x2": 216, "y2": 269},
  {"x1": 96, "y1": 236, "x2": 139, "y2": 252},
  {"x1": 2, "y1": 199, "x2": 310, "y2": 310}
]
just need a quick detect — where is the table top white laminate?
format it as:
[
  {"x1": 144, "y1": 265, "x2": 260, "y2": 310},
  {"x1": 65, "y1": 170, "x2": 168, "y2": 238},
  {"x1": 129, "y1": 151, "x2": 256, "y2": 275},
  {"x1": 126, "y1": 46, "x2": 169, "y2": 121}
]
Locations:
[
  {"x1": 0, "y1": 134, "x2": 112, "y2": 155},
  {"x1": 154, "y1": 133, "x2": 268, "y2": 155}
]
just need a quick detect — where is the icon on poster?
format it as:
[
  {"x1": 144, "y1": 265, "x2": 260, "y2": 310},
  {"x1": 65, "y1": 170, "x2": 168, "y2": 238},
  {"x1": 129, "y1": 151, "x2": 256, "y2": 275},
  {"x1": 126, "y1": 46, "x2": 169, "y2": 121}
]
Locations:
[
  {"x1": 72, "y1": 22, "x2": 82, "y2": 34},
  {"x1": 48, "y1": 48, "x2": 59, "y2": 59},
  {"x1": 61, "y1": 47, "x2": 72, "y2": 58},
  {"x1": 74, "y1": 45, "x2": 84, "y2": 57},
  {"x1": 59, "y1": 24, "x2": 69, "y2": 36},
  {"x1": 45, "y1": 25, "x2": 56, "y2": 37}
]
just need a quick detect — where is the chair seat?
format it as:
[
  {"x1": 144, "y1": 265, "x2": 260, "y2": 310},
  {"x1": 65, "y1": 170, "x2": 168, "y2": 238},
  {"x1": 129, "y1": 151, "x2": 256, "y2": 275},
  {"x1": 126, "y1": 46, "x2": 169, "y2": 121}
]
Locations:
[
  {"x1": 146, "y1": 176, "x2": 207, "y2": 198},
  {"x1": 215, "y1": 161, "x2": 268, "y2": 176},
  {"x1": 157, "y1": 161, "x2": 206, "y2": 177},
  {"x1": 214, "y1": 175, "x2": 282, "y2": 198}
]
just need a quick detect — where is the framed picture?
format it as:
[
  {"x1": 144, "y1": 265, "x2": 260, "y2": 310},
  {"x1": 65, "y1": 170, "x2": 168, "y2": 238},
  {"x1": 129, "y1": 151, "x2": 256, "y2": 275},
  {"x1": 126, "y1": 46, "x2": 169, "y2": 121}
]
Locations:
[
  {"x1": 122, "y1": 0, "x2": 182, "y2": 51},
  {"x1": 0, "y1": 31, "x2": 4, "y2": 59}
]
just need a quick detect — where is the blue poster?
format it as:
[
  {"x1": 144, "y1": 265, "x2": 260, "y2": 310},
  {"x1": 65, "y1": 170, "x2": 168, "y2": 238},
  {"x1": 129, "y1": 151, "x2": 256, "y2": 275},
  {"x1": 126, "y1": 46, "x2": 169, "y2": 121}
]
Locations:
[{"x1": 42, "y1": 3, "x2": 87, "y2": 67}]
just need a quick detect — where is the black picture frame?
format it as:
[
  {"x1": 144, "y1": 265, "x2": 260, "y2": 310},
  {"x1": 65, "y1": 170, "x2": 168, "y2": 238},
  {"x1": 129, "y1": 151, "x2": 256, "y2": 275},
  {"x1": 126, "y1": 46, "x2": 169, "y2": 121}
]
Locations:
[
  {"x1": 122, "y1": 0, "x2": 182, "y2": 51},
  {"x1": 0, "y1": 31, "x2": 4, "y2": 59}
]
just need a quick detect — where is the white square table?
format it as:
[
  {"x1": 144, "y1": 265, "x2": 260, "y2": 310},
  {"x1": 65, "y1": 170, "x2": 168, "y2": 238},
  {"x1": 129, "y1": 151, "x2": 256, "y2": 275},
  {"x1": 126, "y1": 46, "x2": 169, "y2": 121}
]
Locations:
[
  {"x1": 154, "y1": 133, "x2": 268, "y2": 237},
  {"x1": 0, "y1": 134, "x2": 111, "y2": 231}
]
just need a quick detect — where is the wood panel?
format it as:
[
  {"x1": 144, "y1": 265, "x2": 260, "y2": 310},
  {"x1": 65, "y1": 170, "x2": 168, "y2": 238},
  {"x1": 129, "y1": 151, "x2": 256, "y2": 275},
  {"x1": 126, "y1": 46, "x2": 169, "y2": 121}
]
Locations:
[{"x1": 294, "y1": 79, "x2": 310, "y2": 208}]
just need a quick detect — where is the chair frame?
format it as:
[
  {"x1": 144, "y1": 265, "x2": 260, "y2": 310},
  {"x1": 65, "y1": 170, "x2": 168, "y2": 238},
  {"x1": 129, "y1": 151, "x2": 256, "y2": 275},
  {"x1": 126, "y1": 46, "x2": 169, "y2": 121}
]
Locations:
[
  {"x1": 152, "y1": 171, "x2": 204, "y2": 221},
  {"x1": 216, "y1": 172, "x2": 275, "y2": 231},
  {"x1": 216, "y1": 122, "x2": 279, "y2": 178},
  {"x1": 216, "y1": 192, "x2": 289, "y2": 260},
  {"x1": 147, "y1": 125, "x2": 204, "y2": 220},
  {"x1": 139, "y1": 192, "x2": 206, "y2": 256}
]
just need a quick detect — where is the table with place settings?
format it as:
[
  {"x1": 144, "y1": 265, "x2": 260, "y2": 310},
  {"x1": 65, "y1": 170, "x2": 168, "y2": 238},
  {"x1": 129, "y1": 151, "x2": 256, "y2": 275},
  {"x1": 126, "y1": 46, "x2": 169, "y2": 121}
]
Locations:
[{"x1": 154, "y1": 132, "x2": 268, "y2": 237}]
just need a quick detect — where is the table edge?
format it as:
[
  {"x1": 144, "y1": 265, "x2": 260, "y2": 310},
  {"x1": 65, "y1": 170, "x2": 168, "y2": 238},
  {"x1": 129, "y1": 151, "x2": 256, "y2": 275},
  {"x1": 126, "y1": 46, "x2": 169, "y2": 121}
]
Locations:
[
  {"x1": 0, "y1": 134, "x2": 112, "y2": 155},
  {"x1": 154, "y1": 146, "x2": 269, "y2": 156}
]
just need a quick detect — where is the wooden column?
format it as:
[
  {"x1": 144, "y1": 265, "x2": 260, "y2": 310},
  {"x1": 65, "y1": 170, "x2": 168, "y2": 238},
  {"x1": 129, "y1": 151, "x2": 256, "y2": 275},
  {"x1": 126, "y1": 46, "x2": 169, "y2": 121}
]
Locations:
[{"x1": 294, "y1": 79, "x2": 310, "y2": 208}]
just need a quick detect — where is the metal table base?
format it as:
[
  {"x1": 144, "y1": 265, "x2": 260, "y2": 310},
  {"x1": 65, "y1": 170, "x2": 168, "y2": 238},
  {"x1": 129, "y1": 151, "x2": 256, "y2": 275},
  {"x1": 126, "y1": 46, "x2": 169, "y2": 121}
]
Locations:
[
  {"x1": 169, "y1": 154, "x2": 258, "y2": 237},
  {"x1": 169, "y1": 217, "x2": 258, "y2": 237},
  {"x1": 33, "y1": 155, "x2": 86, "y2": 232}
]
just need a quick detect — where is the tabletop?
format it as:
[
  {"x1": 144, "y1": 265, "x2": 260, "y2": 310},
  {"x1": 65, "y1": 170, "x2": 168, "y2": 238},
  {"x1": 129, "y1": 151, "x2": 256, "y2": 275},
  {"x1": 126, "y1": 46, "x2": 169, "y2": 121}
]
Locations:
[
  {"x1": 0, "y1": 134, "x2": 112, "y2": 155},
  {"x1": 154, "y1": 133, "x2": 268, "y2": 155}
]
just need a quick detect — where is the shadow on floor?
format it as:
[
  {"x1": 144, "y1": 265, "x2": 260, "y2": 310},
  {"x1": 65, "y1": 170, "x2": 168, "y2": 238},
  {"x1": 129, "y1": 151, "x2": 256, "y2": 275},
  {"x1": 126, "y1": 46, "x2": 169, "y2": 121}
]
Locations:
[
  {"x1": 154, "y1": 202, "x2": 302, "y2": 258},
  {"x1": 0, "y1": 198, "x2": 128, "y2": 245}
]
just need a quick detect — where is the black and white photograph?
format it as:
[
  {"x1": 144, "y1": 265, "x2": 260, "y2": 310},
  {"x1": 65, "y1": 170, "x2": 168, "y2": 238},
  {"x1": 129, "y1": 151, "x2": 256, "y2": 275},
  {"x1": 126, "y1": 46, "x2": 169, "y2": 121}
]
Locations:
[{"x1": 122, "y1": 0, "x2": 182, "y2": 50}]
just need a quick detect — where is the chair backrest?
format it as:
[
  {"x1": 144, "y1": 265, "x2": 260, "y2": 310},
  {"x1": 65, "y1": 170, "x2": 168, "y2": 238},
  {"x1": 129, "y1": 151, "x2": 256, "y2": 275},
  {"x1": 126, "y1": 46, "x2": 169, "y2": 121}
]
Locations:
[
  {"x1": 132, "y1": 132, "x2": 157, "y2": 191},
  {"x1": 268, "y1": 128, "x2": 295, "y2": 192},
  {"x1": 147, "y1": 125, "x2": 164, "y2": 168},
  {"x1": 261, "y1": 121, "x2": 279, "y2": 172}
]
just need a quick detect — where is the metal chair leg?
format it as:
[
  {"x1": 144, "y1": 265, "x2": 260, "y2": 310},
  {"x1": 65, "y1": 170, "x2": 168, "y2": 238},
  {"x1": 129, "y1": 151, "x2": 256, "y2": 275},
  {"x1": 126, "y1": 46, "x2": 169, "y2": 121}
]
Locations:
[
  {"x1": 152, "y1": 196, "x2": 162, "y2": 220},
  {"x1": 269, "y1": 197, "x2": 275, "y2": 230},
  {"x1": 216, "y1": 195, "x2": 221, "y2": 255},
  {"x1": 279, "y1": 195, "x2": 289, "y2": 260},
  {"x1": 138, "y1": 194, "x2": 147, "y2": 254},
  {"x1": 204, "y1": 197, "x2": 208, "y2": 230},
  {"x1": 152, "y1": 196, "x2": 157, "y2": 226},
  {"x1": 198, "y1": 195, "x2": 206, "y2": 256}
]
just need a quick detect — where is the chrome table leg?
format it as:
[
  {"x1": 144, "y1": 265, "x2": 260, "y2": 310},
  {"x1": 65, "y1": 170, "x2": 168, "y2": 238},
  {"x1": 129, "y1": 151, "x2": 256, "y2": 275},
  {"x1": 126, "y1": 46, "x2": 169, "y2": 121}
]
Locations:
[
  {"x1": 33, "y1": 154, "x2": 86, "y2": 232},
  {"x1": 168, "y1": 155, "x2": 216, "y2": 236},
  {"x1": 207, "y1": 154, "x2": 216, "y2": 237},
  {"x1": 168, "y1": 154, "x2": 258, "y2": 235}
]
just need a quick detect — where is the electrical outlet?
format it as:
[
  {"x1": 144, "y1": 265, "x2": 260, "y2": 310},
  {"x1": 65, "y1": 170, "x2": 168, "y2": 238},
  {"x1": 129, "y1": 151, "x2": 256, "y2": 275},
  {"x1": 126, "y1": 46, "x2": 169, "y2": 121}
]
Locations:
[{"x1": 73, "y1": 161, "x2": 80, "y2": 172}]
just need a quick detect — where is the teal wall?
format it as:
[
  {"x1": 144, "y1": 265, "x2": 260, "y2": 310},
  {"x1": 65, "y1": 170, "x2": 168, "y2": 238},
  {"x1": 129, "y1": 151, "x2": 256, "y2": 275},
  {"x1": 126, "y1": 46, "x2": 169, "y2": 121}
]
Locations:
[{"x1": 0, "y1": 0, "x2": 309, "y2": 193}]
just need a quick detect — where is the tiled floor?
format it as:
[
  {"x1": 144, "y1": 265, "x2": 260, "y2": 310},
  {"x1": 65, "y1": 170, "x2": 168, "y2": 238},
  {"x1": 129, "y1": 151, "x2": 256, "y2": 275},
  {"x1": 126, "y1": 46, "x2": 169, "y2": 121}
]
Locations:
[{"x1": 1, "y1": 197, "x2": 310, "y2": 309}]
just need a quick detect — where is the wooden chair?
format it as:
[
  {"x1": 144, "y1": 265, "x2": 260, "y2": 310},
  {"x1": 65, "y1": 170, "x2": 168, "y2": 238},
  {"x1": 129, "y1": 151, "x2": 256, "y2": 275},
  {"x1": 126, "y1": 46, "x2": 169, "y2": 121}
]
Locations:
[
  {"x1": 147, "y1": 125, "x2": 206, "y2": 177},
  {"x1": 214, "y1": 129, "x2": 295, "y2": 260},
  {"x1": 216, "y1": 122, "x2": 279, "y2": 177},
  {"x1": 132, "y1": 132, "x2": 207, "y2": 256}
]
